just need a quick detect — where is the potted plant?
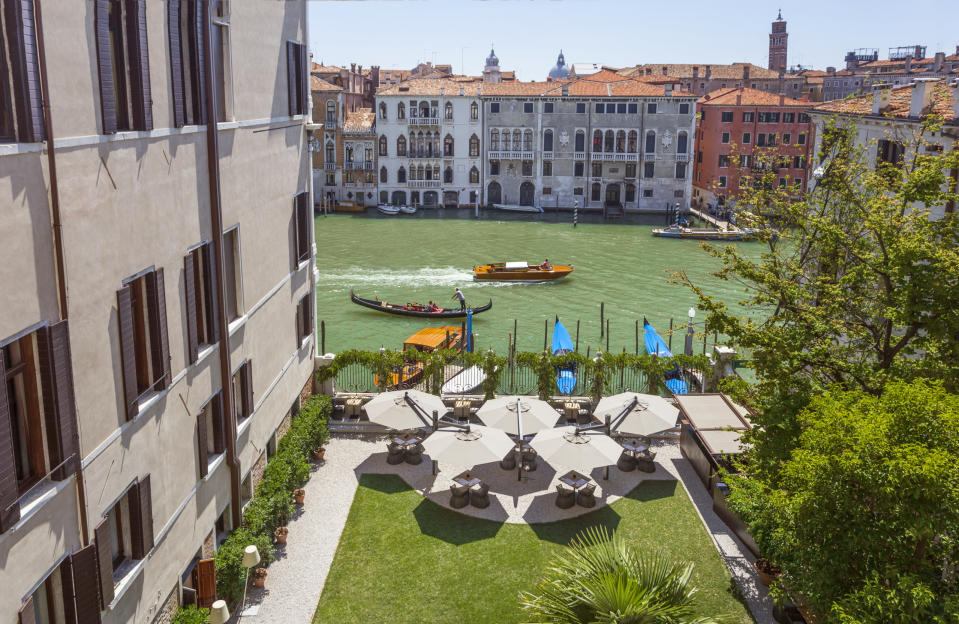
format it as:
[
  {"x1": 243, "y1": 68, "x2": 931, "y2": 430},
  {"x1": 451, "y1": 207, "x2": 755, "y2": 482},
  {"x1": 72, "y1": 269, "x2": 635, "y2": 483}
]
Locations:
[
  {"x1": 274, "y1": 526, "x2": 289, "y2": 545},
  {"x1": 313, "y1": 446, "x2": 326, "y2": 461},
  {"x1": 293, "y1": 488, "x2": 306, "y2": 504},
  {"x1": 252, "y1": 567, "x2": 268, "y2": 588},
  {"x1": 754, "y1": 557, "x2": 781, "y2": 587}
]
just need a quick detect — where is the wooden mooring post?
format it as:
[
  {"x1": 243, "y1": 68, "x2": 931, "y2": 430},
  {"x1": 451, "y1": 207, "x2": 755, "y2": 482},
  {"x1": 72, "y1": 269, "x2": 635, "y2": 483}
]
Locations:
[
  {"x1": 575, "y1": 320, "x2": 580, "y2": 353},
  {"x1": 606, "y1": 319, "x2": 610, "y2": 352},
  {"x1": 513, "y1": 318, "x2": 518, "y2": 352},
  {"x1": 668, "y1": 318, "x2": 673, "y2": 352},
  {"x1": 600, "y1": 302, "x2": 605, "y2": 338},
  {"x1": 543, "y1": 318, "x2": 548, "y2": 351},
  {"x1": 634, "y1": 319, "x2": 639, "y2": 354},
  {"x1": 320, "y1": 320, "x2": 326, "y2": 354}
]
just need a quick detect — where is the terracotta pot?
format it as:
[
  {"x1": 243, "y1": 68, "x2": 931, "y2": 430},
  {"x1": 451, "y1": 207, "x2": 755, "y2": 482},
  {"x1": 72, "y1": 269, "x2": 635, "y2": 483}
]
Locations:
[
  {"x1": 293, "y1": 488, "x2": 306, "y2": 504},
  {"x1": 274, "y1": 527, "x2": 288, "y2": 544},
  {"x1": 252, "y1": 568, "x2": 267, "y2": 588},
  {"x1": 754, "y1": 558, "x2": 781, "y2": 587},
  {"x1": 313, "y1": 446, "x2": 326, "y2": 461}
]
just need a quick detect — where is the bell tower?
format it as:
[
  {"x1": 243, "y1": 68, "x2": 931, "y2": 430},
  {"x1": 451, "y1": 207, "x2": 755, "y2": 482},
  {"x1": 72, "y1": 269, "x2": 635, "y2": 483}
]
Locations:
[{"x1": 768, "y1": 10, "x2": 788, "y2": 71}]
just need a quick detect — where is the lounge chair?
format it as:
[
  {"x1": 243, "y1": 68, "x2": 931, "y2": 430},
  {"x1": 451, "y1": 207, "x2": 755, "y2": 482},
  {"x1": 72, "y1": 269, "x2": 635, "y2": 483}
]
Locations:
[
  {"x1": 469, "y1": 482, "x2": 490, "y2": 508},
  {"x1": 386, "y1": 442, "x2": 405, "y2": 465},
  {"x1": 576, "y1": 483, "x2": 597, "y2": 508},
  {"x1": 555, "y1": 484, "x2": 575, "y2": 509},
  {"x1": 499, "y1": 452, "x2": 516, "y2": 470},
  {"x1": 521, "y1": 448, "x2": 538, "y2": 472},
  {"x1": 617, "y1": 451, "x2": 637, "y2": 472},
  {"x1": 404, "y1": 442, "x2": 424, "y2": 465},
  {"x1": 449, "y1": 483, "x2": 470, "y2": 508}
]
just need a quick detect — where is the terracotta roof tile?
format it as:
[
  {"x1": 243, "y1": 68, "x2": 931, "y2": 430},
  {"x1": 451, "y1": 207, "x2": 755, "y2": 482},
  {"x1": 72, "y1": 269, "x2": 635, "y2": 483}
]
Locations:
[
  {"x1": 698, "y1": 87, "x2": 808, "y2": 107},
  {"x1": 342, "y1": 109, "x2": 375, "y2": 133},
  {"x1": 481, "y1": 73, "x2": 690, "y2": 98},
  {"x1": 310, "y1": 75, "x2": 343, "y2": 92},
  {"x1": 377, "y1": 78, "x2": 485, "y2": 96},
  {"x1": 812, "y1": 79, "x2": 957, "y2": 121},
  {"x1": 311, "y1": 63, "x2": 343, "y2": 72},
  {"x1": 619, "y1": 62, "x2": 782, "y2": 80}
]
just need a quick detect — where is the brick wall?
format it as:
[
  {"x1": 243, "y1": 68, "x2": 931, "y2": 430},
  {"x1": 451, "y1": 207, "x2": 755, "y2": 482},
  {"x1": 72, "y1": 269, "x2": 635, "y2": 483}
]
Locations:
[
  {"x1": 150, "y1": 586, "x2": 180, "y2": 624},
  {"x1": 202, "y1": 530, "x2": 215, "y2": 559},
  {"x1": 251, "y1": 452, "x2": 267, "y2": 492},
  {"x1": 276, "y1": 410, "x2": 293, "y2": 442}
]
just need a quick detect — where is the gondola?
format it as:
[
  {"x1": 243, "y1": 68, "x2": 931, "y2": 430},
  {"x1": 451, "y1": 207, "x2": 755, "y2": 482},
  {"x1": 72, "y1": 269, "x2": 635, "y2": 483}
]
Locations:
[{"x1": 350, "y1": 288, "x2": 492, "y2": 318}]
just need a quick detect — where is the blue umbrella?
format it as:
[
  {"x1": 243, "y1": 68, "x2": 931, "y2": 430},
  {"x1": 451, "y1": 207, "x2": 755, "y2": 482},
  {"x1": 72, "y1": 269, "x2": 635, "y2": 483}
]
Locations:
[
  {"x1": 466, "y1": 309, "x2": 473, "y2": 352},
  {"x1": 642, "y1": 317, "x2": 687, "y2": 395}
]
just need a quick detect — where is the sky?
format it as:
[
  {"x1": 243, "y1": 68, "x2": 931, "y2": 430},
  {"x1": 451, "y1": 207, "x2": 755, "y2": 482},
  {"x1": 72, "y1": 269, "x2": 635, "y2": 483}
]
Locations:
[{"x1": 307, "y1": 0, "x2": 958, "y2": 81}]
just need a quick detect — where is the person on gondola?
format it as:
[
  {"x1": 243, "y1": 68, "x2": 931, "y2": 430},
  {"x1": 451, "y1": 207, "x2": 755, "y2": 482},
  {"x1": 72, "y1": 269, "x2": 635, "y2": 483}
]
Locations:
[
  {"x1": 451, "y1": 288, "x2": 466, "y2": 311},
  {"x1": 426, "y1": 301, "x2": 439, "y2": 313}
]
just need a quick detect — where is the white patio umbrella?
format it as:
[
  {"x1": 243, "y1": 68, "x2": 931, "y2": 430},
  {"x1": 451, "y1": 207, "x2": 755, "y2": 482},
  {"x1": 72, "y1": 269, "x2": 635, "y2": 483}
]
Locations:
[
  {"x1": 593, "y1": 392, "x2": 679, "y2": 436},
  {"x1": 422, "y1": 424, "x2": 516, "y2": 468},
  {"x1": 362, "y1": 390, "x2": 446, "y2": 430},
  {"x1": 475, "y1": 395, "x2": 560, "y2": 437},
  {"x1": 529, "y1": 426, "x2": 624, "y2": 471}
]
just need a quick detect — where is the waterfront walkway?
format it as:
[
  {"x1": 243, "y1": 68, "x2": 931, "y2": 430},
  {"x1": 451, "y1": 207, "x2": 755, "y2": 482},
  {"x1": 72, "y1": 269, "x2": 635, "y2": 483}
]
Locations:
[
  {"x1": 690, "y1": 207, "x2": 738, "y2": 231},
  {"x1": 241, "y1": 435, "x2": 774, "y2": 623}
]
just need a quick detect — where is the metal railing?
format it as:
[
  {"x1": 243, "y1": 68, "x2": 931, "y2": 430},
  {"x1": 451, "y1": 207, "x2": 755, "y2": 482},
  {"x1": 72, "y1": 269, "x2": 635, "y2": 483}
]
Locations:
[
  {"x1": 407, "y1": 117, "x2": 439, "y2": 126},
  {"x1": 487, "y1": 150, "x2": 535, "y2": 160},
  {"x1": 408, "y1": 180, "x2": 441, "y2": 188}
]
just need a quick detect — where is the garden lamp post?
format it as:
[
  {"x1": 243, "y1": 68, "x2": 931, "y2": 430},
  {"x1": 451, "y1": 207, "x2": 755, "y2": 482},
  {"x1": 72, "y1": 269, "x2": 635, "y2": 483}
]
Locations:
[
  {"x1": 684, "y1": 308, "x2": 695, "y2": 356},
  {"x1": 208, "y1": 600, "x2": 230, "y2": 624},
  {"x1": 239, "y1": 544, "x2": 261, "y2": 616}
]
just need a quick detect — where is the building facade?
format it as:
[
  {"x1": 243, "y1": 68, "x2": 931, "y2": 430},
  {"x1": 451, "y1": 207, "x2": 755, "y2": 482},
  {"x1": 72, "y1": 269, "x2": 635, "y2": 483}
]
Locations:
[
  {"x1": 692, "y1": 88, "x2": 814, "y2": 211},
  {"x1": 620, "y1": 63, "x2": 808, "y2": 100},
  {"x1": 375, "y1": 79, "x2": 484, "y2": 208},
  {"x1": 311, "y1": 62, "x2": 378, "y2": 113},
  {"x1": 0, "y1": 2, "x2": 314, "y2": 623},
  {"x1": 482, "y1": 70, "x2": 697, "y2": 213},
  {"x1": 822, "y1": 46, "x2": 959, "y2": 101}
]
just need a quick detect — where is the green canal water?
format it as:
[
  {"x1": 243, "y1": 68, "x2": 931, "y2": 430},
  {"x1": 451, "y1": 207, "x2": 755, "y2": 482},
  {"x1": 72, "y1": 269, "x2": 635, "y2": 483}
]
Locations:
[{"x1": 314, "y1": 209, "x2": 757, "y2": 356}]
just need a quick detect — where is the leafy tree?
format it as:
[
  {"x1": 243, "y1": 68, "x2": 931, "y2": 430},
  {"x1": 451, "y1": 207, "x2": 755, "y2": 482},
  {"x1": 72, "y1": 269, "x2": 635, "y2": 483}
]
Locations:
[
  {"x1": 519, "y1": 527, "x2": 721, "y2": 624},
  {"x1": 726, "y1": 380, "x2": 959, "y2": 622}
]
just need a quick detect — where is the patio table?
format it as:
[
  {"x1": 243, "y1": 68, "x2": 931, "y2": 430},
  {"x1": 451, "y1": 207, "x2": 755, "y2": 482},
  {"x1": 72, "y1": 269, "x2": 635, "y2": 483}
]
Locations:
[
  {"x1": 452, "y1": 470, "x2": 483, "y2": 488},
  {"x1": 558, "y1": 470, "x2": 591, "y2": 490},
  {"x1": 620, "y1": 439, "x2": 649, "y2": 455},
  {"x1": 393, "y1": 433, "x2": 423, "y2": 447}
]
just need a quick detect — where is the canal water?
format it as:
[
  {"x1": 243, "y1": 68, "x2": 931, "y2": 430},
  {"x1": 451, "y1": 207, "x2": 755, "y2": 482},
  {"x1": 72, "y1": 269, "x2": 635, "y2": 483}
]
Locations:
[{"x1": 314, "y1": 208, "x2": 757, "y2": 356}]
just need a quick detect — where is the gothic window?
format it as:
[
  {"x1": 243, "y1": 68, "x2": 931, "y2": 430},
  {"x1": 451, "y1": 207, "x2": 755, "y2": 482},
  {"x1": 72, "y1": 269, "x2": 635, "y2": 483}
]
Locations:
[
  {"x1": 512, "y1": 131, "x2": 521, "y2": 151},
  {"x1": 490, "y1": 129, "x2": 499, "y2": 150},
  {"x1": 397, "y1": 135, "x2": 406, "y2": 156},
  {"x1": 615, "y1": 131, "x2": 626, "y2": 153},
  {"x1": 677, "y1": 131, "x2": 688, "y2": 154},
  {"x1": 523, "y1": 130, "x2": 532, "y2": 151},
  {"x1": 627, "y1": 131, "x2": 637, "y2": 153},
  {"x1": 345, "y1": 145, "x2": 354, "y2": 163},
  {"x1": 325, "y1": 142, "x2": 334, "y2": 162},
  {"x1": 604, "y1": 130, "x2": 614, "y2": 152},
  {"x1": 398, "y1": 166, "x2": 406, "y2": 182},
  {"x1": 379, "y1": 135, "x2": 387, "y2": 156},
  {"x1": 469, "y1": 166, "x2": 479, "y2": 184},
  {"x1": 575, "y1": 130, "x2": 585, "y2": 152},
  {"x1": 379, "y1": 102, "x2": 387, "y2": 119},
  {"x1": 469, "y1": 134, "x2": 479, "y2": 157},
  {"x1": 645, "y1": 130, "x2": 655, "y2": 153},
  {"x1": 445, "y1": 102, "x2": 453, "y2": 120},
  {"x1": 543, "y1": 129, "x2": 553, "y2": 152},
  {"x1": 470, "y1": 101, "x2": 478, "y2": 120},
  {"x1": 398, "y1": 102, "x2": 405, "y2": 119},
  {"x1": 433, "y1": 165, "x2": 440, "y2": 180},
  {"x1": 591, "y1": 182, "x2": 601, "y2": 201},
  {"x1": 326, "y1": 100, "x2": 336, "y2": 123},
  {"x1": 444, "y1": 166, "x2": 453, "y2": 183},
  {"x1": 380, "y1": 166, "x2": 387, "y2": 183},
  {"x1": 593, "y1": 130, "x2": 602, "y2": 152},
  {"x1": 444, "y1": 134, "x2": 454, "y2": 157}
]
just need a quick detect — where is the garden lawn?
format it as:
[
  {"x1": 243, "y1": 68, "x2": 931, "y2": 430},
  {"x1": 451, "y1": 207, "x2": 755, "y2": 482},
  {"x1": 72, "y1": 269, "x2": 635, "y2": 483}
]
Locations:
[{"x1": 313, "y1": 474, "x2": 753, "y2": 623}]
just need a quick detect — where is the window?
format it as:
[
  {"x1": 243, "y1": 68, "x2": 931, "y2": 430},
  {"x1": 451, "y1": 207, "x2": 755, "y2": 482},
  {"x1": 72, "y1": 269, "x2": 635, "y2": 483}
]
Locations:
[
  {"x1": 877, "y1": 139, "x2": 904, "y2": 165},
  {"x1": 739, "y1": 154, "x2": 752, "y2": 167},
  {"x1": 444, "y1": 134, "x2": 454, "y2": 156},
  {"x1": 647, "y1": 103, "x2": 657, "y2": 114},
  {"x1": 20, "y1": 559, "x2": 77, "y2": 624},
  {"x1": 794, "y1": 177, "x2": 803, "y2": 187},
  {"x1": 379, "y1": 102, "x2": 387, "y2": 119},
  {"x1": 94, "y1": 0, "x2": 153, "y2": 133},
  {"x1": 469, "y1": 166, "x2": 479, "y2": 184},
  {"x1": 543, "y1": 161, "x2": 552, "y2": 176},
  {"x1": 397, "y1": 166, "x2": 407, "y2": 182},
  {"x1": 679, "y1": 103, "x2": 690, "y2": 114},
  {"x1": 469, "y1": 134, "x2": 479, "y2": 157},
  {"x1": 543, "y1": 129, "x2": 553, "y2": 152},
  {"x1": 625, "y1": 164, "x2": 636, "y2": 178},
  {"x1": 742, "y1": 132, "x2": 751, "y2": 144},
  {"x1": 643, "y1": 162, "x2": 655, "y2": 178},
  {"x1": 675, "y1": 162, "x2": 686, "y2": 178},
  {"x1": 797, "y1": 133, "x2": 806, "y2": 145},
  {"x1": 616, "y1": 103, "x2": 626, "y2": 114},
  {"x1": 490, "y1": 102, "x2": 500, "y2": 113},
  {"x1": 783, "y1": 133, "x2": 791, "y2": 145},
  {"x1": 378, "y1": 135, "x2": 387, "y2": 156},
  {"x1": 643, "y1": 188, "x2": 653, "y2": 197},
  {"x1": 292, "y1": 191, "x2": 311, "y2": 267},
  {"x1": 116, "y1": 269, "x2": 171, "y2": 418},
  {"x1": 721, "y1": 111, "x2": 733, "y2": 122},
  {"x1": 0, "y1": 0, "x2": 44, "y2": 142},
  {"x1": 758, "y1": 111, "x2": 780, "y2": 123},
  {"x1": 591, "y1": 183, "x2": 601, "y2": 201},
  {"x1": 195, "y1": 392, "x2": 225, "y2": 478},
  {"x1": 344, "y1": 171, "x2": 353, "y2": 184},
  {"x1": 489, "y1": 129, "x2": 499, "y2": 150},
  {"x1": 296, "y1": 293, "x2": 313, "y2": 345},
  {"x1": 490, "y1": 160, "x2": 499, "y2": 175},
  {"x1": 798, "y1": 113, "x2": 810, "y2": 123},
  {"x1": 575, "y1": 130, "x2": 585, "y2": 152},
  {"x1": 574, "y1": 162, "x2": 584, "y2": 177},
  {"x1": 523, "y1": 102, "x2": 533, "y2": 113},
  {"x1": 778, "y1": 177, "x2": 787, "y2": 188},
  {"x1": 628, "y1": 103, "x2": 638, "y2": 114},
  {"x1": 365, "y1": 171, "x2": 373, "y2": 184},
  {"x1": 592, "y1": 130, "x2": 601, "y2": 152},
  {"x1": 604, "y1": 130, "x2": 614, "y2": 152},
  {"x1": 522, "y1": 161, "x2": 532, "y2": 177},
  {"x1": 444, "y1": 167, "x2": 453, "y2": 183},
  {"x1": 397, "y1": 102, "x2": 405, "y2": 119},
  {"x1": 95, "y1": 475, "x2": 153, "y2": 597},
  {"x1": 544, "y1": 102, "x2": 553, "y2": 113},
  {"x1": 595, "y1": 102, "x2": 604, "y2": 114},
  {"x1": 767, "y1": 133, "x2": 776, "y2": 146},
  {"x1": 470, "y1": 101, "x2": 478, "y2": 119},
  {"x1": 718, "y1": 154, "x2": 730, "y2": 168},
  {"x1": 573, "y1": 187, "x2": 583, "y2": 196},
  {"x1": 627, "y1": 131, "x2": 637, "y2": 153},
  {"x1": 782, "y1": 112, "x2": 795, "y2": 123},
  {"x1": 380, "y1": 190, "x2": 388, "y2": 204},
  {"x1": 721, "y1": 132, "x2": 730, "y2": 144},
  {"x1": 718, "y1": 176, "x2": 727, "y2": 188},
  {"x1": 325, "y1": 172, "x2": 334, "y2": 186},
  {"x1": 644, "y1": 131, "x2": 655, "y2": 153},
  {"x1": 697, "y1": 151, "x2": 702, "y2": 163},
  {"x1": 325, "y1": 101, "x2": 335, "y2": 124},
  {"x1": 625, "y1": 184, "x2": 636, "y2": 202},
  {"x1": 223, "y1": 228, "x2": 241, "y2": 322},
  {"x1": 592, "y1": 162, "x2": 602, "y2": 178},
  {"x1": 757, "y1": 133, "x2": 766, "y2": 147},
  {"x1": 445, "y1": 102, "x2": 453, "y2": 120},
  {"x1": 285, "y1": 41, "x2": 307, "y2": 116},
  {"x1": 522, "y1": 130, "x2": 532, "y2": 151},
  {"x1": 576, "y1": 102, "x2": 586, "y2": 114},
  {"x1": 615, "y1": 130, "x2": 625, "y2": 152},
  {"x1": 397, "y1": 135, "x2": 406, "y2": 156},
  {"x1": 742, "y1": 111, "x2": 754, "y2": 122},
  {"x1": 380, "y1": 166, "x2": 387, "y2": 183}
]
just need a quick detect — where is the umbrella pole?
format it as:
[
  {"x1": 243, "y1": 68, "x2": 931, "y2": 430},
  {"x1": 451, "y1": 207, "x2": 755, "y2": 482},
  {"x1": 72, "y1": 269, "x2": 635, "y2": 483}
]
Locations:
[
  {"x1": 605, "y1": 414, "x2": 611, "y2": 481},
  {"x1": 517, "y1": 397, "x2": 523, "y2": 482}
]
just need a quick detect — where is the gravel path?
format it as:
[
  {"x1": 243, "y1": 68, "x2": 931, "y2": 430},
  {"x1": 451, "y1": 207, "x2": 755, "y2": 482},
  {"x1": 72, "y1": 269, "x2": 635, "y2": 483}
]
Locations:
[{"x1": 242, "y1": 435, "x2": 774, "y2": 623}]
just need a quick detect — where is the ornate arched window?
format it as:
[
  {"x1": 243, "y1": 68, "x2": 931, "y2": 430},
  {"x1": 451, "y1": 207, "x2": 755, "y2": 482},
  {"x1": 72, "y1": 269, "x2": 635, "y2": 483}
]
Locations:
[
  {"x1": 604, "y1": 130, "x2": 614, "y2": 152},
  {"x1": 378, "y1": 135, "x2": 387, "y2": 156},
  {"x1": 433, "y1": 165, "x2": 440, "y2": 180},
  {"x1": 379, "y1": 102, "x2": 387, "y2": 119},
  {"x1": 397, "y1": 102, "x2": 405, "y2": 119},
  {"x1": 445, "y1": 102, "x2": 453, "y2": 120},
  {"x1": 416, "y1": 131, "x2": 424, "y2": 156},
  {"x1": 677, "y1": 131, "x2": 688, "y2": 154},
  {"x1": 444, "y1": 134, "x2": 454, "y2": 157},
  {"x1": 490, "y1": 129, "x2": 499, "y2": 150},
  {"x1": 615, "y1": 131, "x2": 626, "y2": 153},
  {"x1": 398, "y1": 166, "x2": 406, "y2": 183},
  {"x1": 593, "y1": 130, "x2": 602, "y2": 152},
  {"x1": 512, "y1": 131, "x2": 521, "y2": 151},
  {"x1": 380, "y1": 167, "x2": 388, "y2": 183},
  {"x1": 325, "y1": 141, "x2": 334, "y2": 162},
  {"x1": 444, "y1": 166, "x2": 453, "y2": 183},
  {"x1": 469, "y1": 166, "x2": 479, "y2": 184},
  {"x1": 645, "y1": 130, "x2": 656, "y2": 153},
  {"x1": 470, "y1": 101, "x2": 478, "y2": 120},
  {"x1": 543, "y1": 129, "x2": 553, "y2": 152},
  {"x1": 627, "y1": 131, "x2": 637, "y2": 153},
  {"x1": 591, "y1": 182, "x2": 601, "y2": 201},
  {"x1": 397, "y1": 135, "x2": 406, "y2": 156},
  {"x1": 469, "y1": 134, "x2": 479, "y2": 157},
  {"x1": 523, "y1": 130, "x2": 532, "y2": 151},
  {"x1": 575, "y1": 130, "x2": 585, "y2": 152},
  {"x1": 345, "y1": 145, "x2": 354, "y2": 163}
]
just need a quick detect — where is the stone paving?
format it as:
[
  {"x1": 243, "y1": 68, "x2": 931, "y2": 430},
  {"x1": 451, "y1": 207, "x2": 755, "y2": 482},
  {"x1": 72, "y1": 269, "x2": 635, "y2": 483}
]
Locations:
[{"x1": 242, "y1": 434, "x2": 775, "y2": 623}]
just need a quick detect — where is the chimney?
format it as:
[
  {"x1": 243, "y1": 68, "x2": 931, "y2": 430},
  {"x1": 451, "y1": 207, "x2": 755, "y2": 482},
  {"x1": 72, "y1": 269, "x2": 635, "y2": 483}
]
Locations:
[
  {"x1": 743, "y1": 65, "x2": 750, "y2": 81},
  {"x1": 827, "y1": 66, "x2": 836, "y2": 76},
  {"x1": 779, "y1": 93, "x2": 785, "y2": 105},
  {"x1": 705, "y1": 65, "x2": 712, "y2": 80},
  {"x1": 910, "y1": 78, "x2": 937, "y2": 117},
  {"x1": 872, "y1": 87, "x2": 890, "y2": 114},
  {"x1": 692, "y1": 66, "x2": 699, "y2": 79},
  {"x1": 662, "y1": 66, "x2": 668, "y2": 76},
  {"x1": 915, "y1": 45, "x2": 924, "y2": 59},
  {"x1": 735, "y1": 92, "x2": 741, "y2": 105},
  {"x1": 351, "y1": 63, "x2": 356, "y2": 73},
  {"x1": 934, "y1": 52, "x2": 945, "y2": 73},
  {"x1": 904, "y1": 55, "x2": 912, "y2": 73}
]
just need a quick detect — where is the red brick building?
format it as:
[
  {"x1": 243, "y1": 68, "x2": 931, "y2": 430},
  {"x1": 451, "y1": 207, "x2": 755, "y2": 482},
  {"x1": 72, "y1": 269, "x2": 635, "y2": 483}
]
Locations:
[{"x1": 692, "y1": 87, "x2": 813, "y2": 212}]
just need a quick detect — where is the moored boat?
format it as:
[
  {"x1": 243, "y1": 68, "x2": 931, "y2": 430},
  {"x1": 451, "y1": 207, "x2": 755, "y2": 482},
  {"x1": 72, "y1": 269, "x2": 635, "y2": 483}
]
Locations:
[
  {"x1": 441, "y1": 364, "x2": 488, "y2": 394},
  {"x1": 642, "y1": 317, "x2": 688, "y2": 395},
  {"x1": 473, "y1": 261, "x2": 573, "y2": 282},
  {"x1": 399, "y1": 205, "x2": 417, "y2": 215},
  {"x1": 652, "y1": 224, "x2": 745, "y2": 241},
  {"x1": 377, "y1": 204, "x2": 401, "y2": 215},
  {"x1": 491, "y1": 203, "x2": 544, "y2": 213},
  {"x1": 376, "y1": 326, "x2": 465, "y2": 389},
  {"x1": 350, "y1": 289, "x2": 491, "y2": 318}
]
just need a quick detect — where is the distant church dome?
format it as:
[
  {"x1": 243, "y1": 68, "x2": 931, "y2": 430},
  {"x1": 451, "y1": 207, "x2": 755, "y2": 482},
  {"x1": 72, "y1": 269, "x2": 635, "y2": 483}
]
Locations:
[
  {"x1": 548, "y1": 50, "x2": 569, "y2": 79},
  {"x1": 486, "y1": 47, "x2": 499, "y2": 68}
]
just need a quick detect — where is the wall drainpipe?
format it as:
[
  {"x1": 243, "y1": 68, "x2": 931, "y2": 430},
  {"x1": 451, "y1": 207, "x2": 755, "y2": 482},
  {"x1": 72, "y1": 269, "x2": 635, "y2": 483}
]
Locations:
[{"x1": 201, "y1": 0, "x2": 242, "y2": 528}]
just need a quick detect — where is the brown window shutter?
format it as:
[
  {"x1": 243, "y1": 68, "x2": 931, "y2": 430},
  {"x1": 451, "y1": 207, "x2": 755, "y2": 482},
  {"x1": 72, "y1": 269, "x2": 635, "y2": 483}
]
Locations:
[
  {"x1": 193, "y1": 0, "x2": 207, "y2": 125},
  {"x1": 299, "y1": 43, "x2": 308, "y2": 116},
  {"x1": 18, "y1": 596, "x2": 35, "y2": 624},
  {"x1": 196, "y1": 411, "x2": 208, "y2": 478},
  {"x1": 0, "y1": 353, "x2": 21, "y2": 531},
  {"x1": 36, "y1": 321, "x2": 80, "y2": 480},
  {"x1": 202, "y1": 242, "x2": 220, "y2": 341},
  {"x1": 70, "y1": 544, "x2": 103, "y2": 624},
  {"x1": 195, "y1": 558, "x2": 216, "y2": 608},
  {"x1": 117, "y1": 285, "x2": 139, "y2": 420},
  {"x1": 243, "y1": 360, "x2": 253, "y2": 419},
  {"x1": 59, "y1": 555, "x2": 78, "y2": 624},
  {"x1": 4, "y1": 0, "x2": 45, "y2": 142},
  {"x1": 126, "y1": 0, "x2": 153, "y2": 131},
  {"x1": 308, "y1": 292, "x2": 315, "y2": 338},
  {"x1": 184, "y1": 251, "x2": 199, "y2": 363},
  {"x1": 295, "y1": 192, "x2": 310, "y2": 263},
  {"x1": 94, "y1": 518, "x2": 115, "y2": 608},
  {"x1": 146, "y1": 269, "x2": 171, "y2": 389},
  {"x1": 128, "y1": 474, "x2": 153, "y2": 558},
  {"x1": 287, "y1": 41, "x2": 296, "y2": 116},
  {"x1": 167, "y1": 0, "x2": 184, "y2": 127},
  {"x1": 211, "y1": 392, "x2": 226, "y2": 454},
  {"x1": 94, "y1": 0, "x2": 116, "y2": 134}
]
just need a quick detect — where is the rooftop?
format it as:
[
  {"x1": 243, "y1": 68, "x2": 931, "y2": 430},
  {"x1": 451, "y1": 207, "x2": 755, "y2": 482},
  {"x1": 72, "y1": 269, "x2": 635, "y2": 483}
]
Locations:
[
  {"x1": 311, "y1": 75, "x2": 343, "y2": 92},
  {"x1": 812, "y1": 79, "x2": 957, "y2": 121},
  {"x1": 619, "y1": 62, "x2": 784, "y2": 81},
  {"x1": 342, "y1": 109, "x2": 376, "y2": 133},
  {"x1": 698, "y1": 87, "x2": 809, "y2": 107},
  {"x1": 481, "y1": 71, "x2": 691, "y2": 98}
]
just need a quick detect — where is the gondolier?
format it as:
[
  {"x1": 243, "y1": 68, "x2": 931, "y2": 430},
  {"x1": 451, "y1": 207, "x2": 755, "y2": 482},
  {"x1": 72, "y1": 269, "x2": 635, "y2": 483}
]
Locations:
[{"x1": 451, "y1": 288, "x2": 466, "y2": 311}]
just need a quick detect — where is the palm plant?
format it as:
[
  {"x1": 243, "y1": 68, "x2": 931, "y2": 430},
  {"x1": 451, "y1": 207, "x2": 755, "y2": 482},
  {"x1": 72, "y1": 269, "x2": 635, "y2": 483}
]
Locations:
[{"x1": 519, "y1": 527, "x2": 721, "y2": 624}]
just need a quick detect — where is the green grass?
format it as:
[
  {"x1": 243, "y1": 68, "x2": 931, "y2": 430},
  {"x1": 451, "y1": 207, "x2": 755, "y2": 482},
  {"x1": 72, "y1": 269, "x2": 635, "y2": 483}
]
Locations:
[{"x1": 313, "y1": 474, "x2": 753, "y2": 624}]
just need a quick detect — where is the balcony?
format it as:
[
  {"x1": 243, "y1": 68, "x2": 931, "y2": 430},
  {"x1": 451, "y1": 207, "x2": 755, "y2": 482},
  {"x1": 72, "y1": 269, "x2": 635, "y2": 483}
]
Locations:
[
  {"x1": 593, "y1": 152, "x2": 640, "y2": 162},
  {"x1": 574, "y1": 152, "x2": 586, "y2": 160},
  {"x1": 408, "y1": 180, "x2": 441, "y2": 188},
  {"x1": 643, "y1": 153, "x2": 661, "y2": 161},
  {"x1": 323, "y1": 162, "x2": 336, "y2": 170},
  {"x1": 408, "y1": 151, "x2": 442, "y2": 159},
  {"x1": 487, "y1": 150, "x2": 534, "y2": 160},
  {"x1": 406, "y1": 117, "x2": 440, "y2": 126},
  {"x1": 542, "y1": 151, "x2": 554, "y2": 160},
  {"x1": 675, "y1": 153, "x2": 689, "y2": 162}
]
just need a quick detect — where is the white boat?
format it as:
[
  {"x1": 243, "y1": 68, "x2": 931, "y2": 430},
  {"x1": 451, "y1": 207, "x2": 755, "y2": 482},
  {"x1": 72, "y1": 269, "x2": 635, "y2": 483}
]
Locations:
[
  {"x1": 399, "y1": 205, "x2": 417, "y2": 215},
  {"x1": 491, "y1": 203, "x2": 544, "y2": 213},
  {"x1": 377, "y1": 204, "x2": 401, "y2": 215},
  {"x1": 442, "y1": 365, "x2": 489, "y2": 394}
]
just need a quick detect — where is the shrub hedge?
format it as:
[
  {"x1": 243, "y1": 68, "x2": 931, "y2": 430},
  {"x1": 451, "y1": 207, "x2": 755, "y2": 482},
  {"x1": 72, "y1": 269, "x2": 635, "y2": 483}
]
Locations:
[{"x1": 213, "y1": 394, "x2": 331, "y2": 607}]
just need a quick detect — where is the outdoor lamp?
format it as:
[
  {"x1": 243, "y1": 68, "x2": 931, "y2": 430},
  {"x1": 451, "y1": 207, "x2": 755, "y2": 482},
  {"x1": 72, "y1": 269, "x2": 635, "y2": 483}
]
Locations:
[
  {"x1": 209, "y1": 600, "x2": 230, "y2": 624},
  {"x1": 239, "y1": 545, "x2": 261, "y2": 616},
  {"x1": 688, "y1": 308, "x2": 696, "y2": 320},
  {"x1": 242, "y1": 545, "x2": 261, "y2": 568}
]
